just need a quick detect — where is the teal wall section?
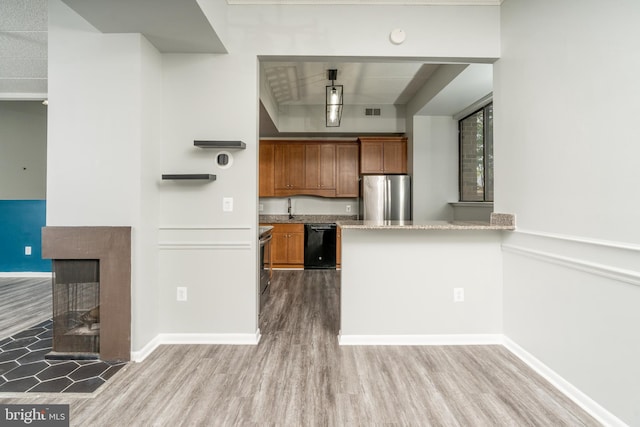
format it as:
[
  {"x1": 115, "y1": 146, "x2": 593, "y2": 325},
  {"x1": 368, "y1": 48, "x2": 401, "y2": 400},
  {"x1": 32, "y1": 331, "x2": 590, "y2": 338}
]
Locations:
[{"x1": 0, "y1": 200, "x2": 50, "y2": 272}]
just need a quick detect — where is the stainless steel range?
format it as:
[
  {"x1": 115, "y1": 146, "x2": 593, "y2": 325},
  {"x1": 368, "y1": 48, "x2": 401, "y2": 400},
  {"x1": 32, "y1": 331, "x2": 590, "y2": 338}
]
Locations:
[{"x1": 259, "y1": 226, "x2": 273, "y2": 314}]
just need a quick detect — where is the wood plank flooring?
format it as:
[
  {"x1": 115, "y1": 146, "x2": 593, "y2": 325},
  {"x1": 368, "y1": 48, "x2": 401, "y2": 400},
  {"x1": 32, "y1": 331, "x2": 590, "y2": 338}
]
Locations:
[
  {"x1": 0, "y1": 271, "x2": 601, "y2": 426},
  {"x1": 0, "y1": 277, "x2": 51, "y2": 340}
]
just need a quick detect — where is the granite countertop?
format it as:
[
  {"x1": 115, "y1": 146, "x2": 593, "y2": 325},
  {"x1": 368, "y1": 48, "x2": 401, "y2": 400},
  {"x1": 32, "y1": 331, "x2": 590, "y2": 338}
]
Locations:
[
  {"x1": 260, "y1": 214, "x2": 358, "y2": 224},
  {"x1": 337, "y1": 213, "x2": 516, "y2": 231}
]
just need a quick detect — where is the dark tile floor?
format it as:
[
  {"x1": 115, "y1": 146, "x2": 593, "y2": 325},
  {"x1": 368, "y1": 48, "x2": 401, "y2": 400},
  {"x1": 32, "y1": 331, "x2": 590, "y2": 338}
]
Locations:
[{"x1": 0, "y1": 320, "x2": 126, "y2": 393}]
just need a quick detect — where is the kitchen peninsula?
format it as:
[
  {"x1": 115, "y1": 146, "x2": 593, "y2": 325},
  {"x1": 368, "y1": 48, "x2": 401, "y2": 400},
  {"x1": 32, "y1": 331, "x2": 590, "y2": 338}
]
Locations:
[{"x1": 337, "y1": 213, "x2": 515, "y2": 345}]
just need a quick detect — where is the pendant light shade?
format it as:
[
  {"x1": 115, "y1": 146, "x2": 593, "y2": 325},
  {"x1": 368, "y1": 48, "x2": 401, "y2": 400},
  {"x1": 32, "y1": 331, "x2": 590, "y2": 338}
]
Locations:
[{"x1": 326, "y1": 69, "x2": 343, "y2": 127}]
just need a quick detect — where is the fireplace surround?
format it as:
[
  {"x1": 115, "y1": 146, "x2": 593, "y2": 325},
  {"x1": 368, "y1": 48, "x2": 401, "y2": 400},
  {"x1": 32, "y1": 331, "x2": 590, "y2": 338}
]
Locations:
[{"x1": 42, "y1": 226, "x2": 131, "y2": 361}]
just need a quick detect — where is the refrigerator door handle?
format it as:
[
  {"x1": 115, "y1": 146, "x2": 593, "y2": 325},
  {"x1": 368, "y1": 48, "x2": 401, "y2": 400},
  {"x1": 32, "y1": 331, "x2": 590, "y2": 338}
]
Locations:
[{"x1": 384, "y1": 177, "x2": 391, "y2": 220}]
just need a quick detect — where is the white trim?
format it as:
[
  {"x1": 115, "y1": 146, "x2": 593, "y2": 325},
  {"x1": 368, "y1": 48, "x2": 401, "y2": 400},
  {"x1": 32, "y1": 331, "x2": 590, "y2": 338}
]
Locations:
[
  {"x1": 159, "y1": 225, "x2": 252, "y2": 230},
  {"x1": 130, "y1": 334, "x2": 163, "y2": 362},
  {"x1": 338, "y1": 333, "x2": 503, "y2": 346},
  {"x1": 515, "y1": 228, "x2": 640, "y2": 252},
  {"x1": 158, "y1": 241, "x2": 252, "y2": 250},
  {"x1": 228, "y1": 0, "x2": 502, "y2": 5},
  {"x1": 449, "y1": 201, "x2": 494, "y2": 208},
  {"x1": 131, "y1": 330, "x2": 262, "y2": 362},
  {"x1": 503, "y1": 336, "x2": 628, "y2": 427},
  {"x1": 453, "y1": 93, "x2": 493, "y2": 120},
  {"x1": 0, "y1": 92, "x2": 48, "y2": 101},
  {"x1": 502, "y1": 244, "x2": 640, "y2": 287},
  {"x1": 0, "y1": 272, "x2": 52, "y2": 278}
]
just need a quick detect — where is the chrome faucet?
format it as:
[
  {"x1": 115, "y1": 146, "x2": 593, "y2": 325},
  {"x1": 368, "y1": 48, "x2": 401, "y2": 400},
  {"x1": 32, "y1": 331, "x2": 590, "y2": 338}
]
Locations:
[{"x1": 287, "y1": 198, "x2": 293, "y2": 219}]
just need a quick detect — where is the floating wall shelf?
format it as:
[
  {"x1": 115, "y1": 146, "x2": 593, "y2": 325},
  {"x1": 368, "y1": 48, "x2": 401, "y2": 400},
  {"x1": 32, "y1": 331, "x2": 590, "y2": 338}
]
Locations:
[
  {"x1": 162, "y1": 174, "x2": 216, "y2": 181},
  {"x1": 194, "y1": 140, "x2": 246, "y2": 149}
]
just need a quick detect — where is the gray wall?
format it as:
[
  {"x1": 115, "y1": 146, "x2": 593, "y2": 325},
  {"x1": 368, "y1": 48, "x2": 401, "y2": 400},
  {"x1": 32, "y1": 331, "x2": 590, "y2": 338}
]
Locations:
[
  {"x1": 0, "y1": 101, "x2": 47, "y2": 199},
  {"x1": 496, "y1": 0, "x2": 640, "y2": 425}
]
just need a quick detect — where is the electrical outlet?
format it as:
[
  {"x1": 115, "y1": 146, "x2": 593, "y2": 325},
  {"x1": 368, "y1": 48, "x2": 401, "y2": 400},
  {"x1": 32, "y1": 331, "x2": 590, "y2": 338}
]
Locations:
[
  {"x1": 25, "y1": 246, "x2": 32, "y2": 256},
  {"x1": 346, "y1": 205, "x2": 351, "y2": 213},
  {"x1": 223, "y1": 197, "x2": 233, "y2": 212},
  {"x1": 259, "y1": 203, "x2": 264, "y2": 212},
  {"x1": 453, "y1": 288, "x2": 464, "y2": 302},
  {"x1": 177, "y1": 287, "x2": 187, "y2": 301}
]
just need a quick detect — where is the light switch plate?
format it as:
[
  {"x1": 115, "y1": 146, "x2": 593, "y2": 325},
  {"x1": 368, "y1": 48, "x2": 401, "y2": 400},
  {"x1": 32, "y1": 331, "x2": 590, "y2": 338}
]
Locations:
[
  {"x1": 177, "y1": 287, "x2": 187, "y2": 301},
  {"x1": 223, "y1": 197, "x2": 233, "y2": 212}
]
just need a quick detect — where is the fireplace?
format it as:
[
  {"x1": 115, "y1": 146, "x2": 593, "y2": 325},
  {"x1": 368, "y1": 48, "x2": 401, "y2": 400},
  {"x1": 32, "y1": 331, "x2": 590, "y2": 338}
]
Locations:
[
  {"x1": 42, "y1": 227, "x2": 131, "y2": 362},
  {"x1": 50, "y1": 259, "x2": 101, "y2": 358}
]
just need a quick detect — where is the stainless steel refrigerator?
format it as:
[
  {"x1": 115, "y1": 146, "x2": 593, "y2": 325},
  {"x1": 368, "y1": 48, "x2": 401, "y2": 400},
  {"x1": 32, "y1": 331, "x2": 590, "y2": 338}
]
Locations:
[{"x1": 359, "y1": 175, "x2": 411, "y2": 221}]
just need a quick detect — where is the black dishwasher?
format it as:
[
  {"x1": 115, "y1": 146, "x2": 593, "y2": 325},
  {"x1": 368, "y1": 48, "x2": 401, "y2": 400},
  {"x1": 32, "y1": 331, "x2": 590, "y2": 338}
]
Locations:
[{"x1": 304, "y1": 224, "x2": 337, "y2": 269}]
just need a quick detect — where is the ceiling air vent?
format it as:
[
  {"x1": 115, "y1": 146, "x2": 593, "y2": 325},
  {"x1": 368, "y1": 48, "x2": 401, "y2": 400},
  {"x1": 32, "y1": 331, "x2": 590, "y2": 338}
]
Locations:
[{"x1": 365, "y1": 108, "x2": 381, "y2": 117}]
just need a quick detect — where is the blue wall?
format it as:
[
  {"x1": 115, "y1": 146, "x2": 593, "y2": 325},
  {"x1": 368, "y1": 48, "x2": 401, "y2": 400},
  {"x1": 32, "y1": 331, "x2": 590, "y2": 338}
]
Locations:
[{"x1": 0, "y1": 200, "x2": 51, "y2": 272}]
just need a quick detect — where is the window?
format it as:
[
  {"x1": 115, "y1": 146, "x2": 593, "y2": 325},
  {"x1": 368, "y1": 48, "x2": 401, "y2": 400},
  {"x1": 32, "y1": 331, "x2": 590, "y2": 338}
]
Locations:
[{"x1": 459, "y1": 103, "x2": 493, "y2": 202}]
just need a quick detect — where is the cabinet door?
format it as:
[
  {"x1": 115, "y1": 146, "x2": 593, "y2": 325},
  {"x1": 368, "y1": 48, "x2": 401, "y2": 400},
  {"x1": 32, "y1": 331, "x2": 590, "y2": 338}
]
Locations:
[
  {"x1": 287, "y1": 144, "x2": 305, "y2": 189},
  {"x1": 287, "y1": 231, "x2": 305, "y2": 265},
  {"x1": 319, "y1": 144, "x2": 336, "y2": 189},
  {"x1": 383, "y1": 140, "x2": 407, "y2": 174},
  {"x1": 360, "y1": 141, "x2": 384, "y2": 174},
  {"x1": 274, "y1": 144, "x2": 305, "y2": 190},
  {"x1": 274, "y1": 144, "x2": 288, "y2": 190},
  {"x1": 336, "y1": 143, "x2": 359, "y2": 197},
  {"x1": 259, "y1": 142, "x2": 275, "y2": 197},
  {"x1": 304, "y1": 144, "x2": 320, "y2": 189},
  {"x1": 305, "y1": 143, "x2": 336, "y2": 192},
  {"x1": 271, "y1": 232, "x2": 289, "y2": 265}
]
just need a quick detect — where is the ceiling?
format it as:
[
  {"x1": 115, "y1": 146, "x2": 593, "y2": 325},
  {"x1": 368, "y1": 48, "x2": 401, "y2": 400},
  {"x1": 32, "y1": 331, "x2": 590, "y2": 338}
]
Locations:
[
  {"x1": 0, "y1": 0, "x2": 495, "y2": 117},
  {"x1": 262, "y1": 61, "x2": 440, "y2": 106}
]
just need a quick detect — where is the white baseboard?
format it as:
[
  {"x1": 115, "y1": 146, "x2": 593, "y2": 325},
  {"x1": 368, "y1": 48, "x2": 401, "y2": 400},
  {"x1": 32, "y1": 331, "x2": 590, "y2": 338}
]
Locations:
[
  {"x1": 130, "y1": 334, "x2": 163, "y2": 362},
  {"x1": 338, "y1": 333, "x2": 503, "y2": 346},
  {"x1": 0, "y1": 272, "x2": 52, "y2": 278},
  {"x1": 131, "y1": 329, "x2": 262, "y2": 363},
  {"x1": 503, "y1": 336, "x2": 627, "y2": 427}
]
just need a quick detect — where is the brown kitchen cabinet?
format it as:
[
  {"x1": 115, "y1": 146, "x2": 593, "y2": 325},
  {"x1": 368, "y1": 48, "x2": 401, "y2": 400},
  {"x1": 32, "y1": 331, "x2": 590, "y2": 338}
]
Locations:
[
  {"x1": 274, "y1": 143, "x2": 305, "y2": 194},
  {"x1": 304, "y1": 143, "x2": 336, "y2": 197},
  {"x1": 268, "y1": 223, "x2": 304, "y2": 268},
  {"x1": 259, "y1": 142, "x2": 275, "y2": 197},
  {"x1": 260, "y1": 140, "x2": 361, "y2": 198},
  {"x1": 336, "y1": 143, "x2": 359, "y2": 197},
  {"x1": 359, "y1": 136, "x2": 407, "y2": 174}
]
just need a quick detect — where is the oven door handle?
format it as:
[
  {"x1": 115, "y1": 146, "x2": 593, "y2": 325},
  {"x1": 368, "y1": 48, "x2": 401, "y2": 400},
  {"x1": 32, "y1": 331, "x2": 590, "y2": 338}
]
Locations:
[{"x1": 260, "y1": 234, "x2": 273, "y2": 244}]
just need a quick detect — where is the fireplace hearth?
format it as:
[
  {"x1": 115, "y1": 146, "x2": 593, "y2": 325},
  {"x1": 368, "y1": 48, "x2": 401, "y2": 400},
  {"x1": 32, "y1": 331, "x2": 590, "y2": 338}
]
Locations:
[{"x1": 42, "y1": 226, "x2": 131, "y2": 362}]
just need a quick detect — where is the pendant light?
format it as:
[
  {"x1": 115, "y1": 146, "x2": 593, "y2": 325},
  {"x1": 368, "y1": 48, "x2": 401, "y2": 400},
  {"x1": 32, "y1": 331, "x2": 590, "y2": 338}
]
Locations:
[{"x1": 326, "y1": 69, "x2": 343, "y2": 127}]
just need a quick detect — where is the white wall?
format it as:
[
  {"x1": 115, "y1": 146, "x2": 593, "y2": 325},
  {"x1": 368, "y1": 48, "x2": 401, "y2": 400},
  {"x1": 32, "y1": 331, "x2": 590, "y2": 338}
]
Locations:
[
  {"x1": 277, "y1": 104, "x2": 405, "y2": 134},
  {"x1": 412, "y1": 116, "x2": 457, "y2": 220},
  {"x1": 341, "y1": 229, "x2": 503, "y2": 337},
  {"x1": 220, "y1": 4, "x2": 500, "y2": 59},
  {"x1": 260, "y1": 196, "x2": 357, "y2": 216},
  {"x1": 495, "y1": 0, "x2": 640, "y2": 424},
  {"x1": 158, "y1": 53, "x2": 259, "y2": 335},
  {"x1": 48, "y1": 0, "x2": 162, "y2": 352},
  {"x1": 0, "y1": 101, "x2": 47, "y2": 199}
]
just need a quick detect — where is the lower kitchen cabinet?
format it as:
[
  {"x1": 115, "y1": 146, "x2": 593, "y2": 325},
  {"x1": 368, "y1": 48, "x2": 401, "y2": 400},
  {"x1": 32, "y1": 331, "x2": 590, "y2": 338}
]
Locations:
[{"x1": 268, "y1": 223, "x2": 304, "y2": 268}]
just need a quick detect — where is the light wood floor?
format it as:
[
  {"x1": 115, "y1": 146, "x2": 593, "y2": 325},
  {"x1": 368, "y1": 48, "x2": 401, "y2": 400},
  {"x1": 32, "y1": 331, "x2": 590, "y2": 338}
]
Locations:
[
  {"x1": 0, "y1": 277, "x2": 51, "y2": 340},
  {"x1": 1, "y1": 271, "x2": 600, "y2": 426}
]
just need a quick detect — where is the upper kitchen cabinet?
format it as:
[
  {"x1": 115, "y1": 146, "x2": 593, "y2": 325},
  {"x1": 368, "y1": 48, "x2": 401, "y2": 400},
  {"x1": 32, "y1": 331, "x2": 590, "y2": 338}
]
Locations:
[
  {"x1": 259, "y1": 142, "x2": 275, "y2": 197},
  {"x1": 259, "y1": 140, "x2": 359, "y2": 198},
  {"x1": 359, "y1": 136, "x2": 407, "y2": 174},
  {"x1": 274, "y1": 143, "x2": 305, "y2": 194},
  {"x1": 336, "y1": 143, "x2": 359, "y2": 197},
  {"x1": 304, "y1": 143, "x2": 336, "y2": 197}
]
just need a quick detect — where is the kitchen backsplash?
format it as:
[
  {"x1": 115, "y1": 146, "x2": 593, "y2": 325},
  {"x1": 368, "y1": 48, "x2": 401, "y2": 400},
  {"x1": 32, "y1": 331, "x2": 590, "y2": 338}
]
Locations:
[{"x1": 259, "y1": 196, "x2": 358, "y2": 216}]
